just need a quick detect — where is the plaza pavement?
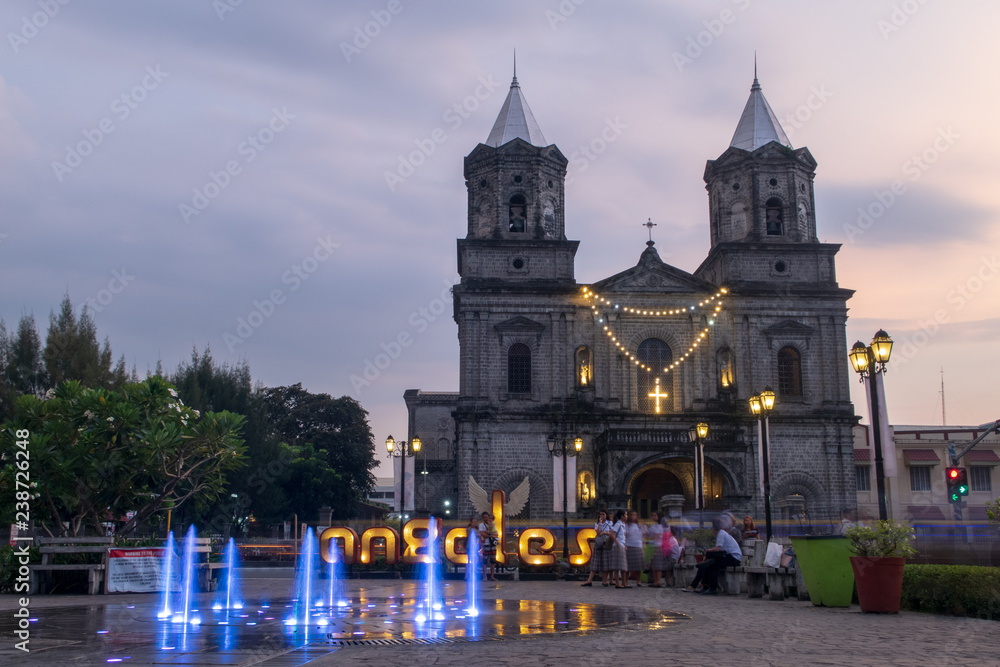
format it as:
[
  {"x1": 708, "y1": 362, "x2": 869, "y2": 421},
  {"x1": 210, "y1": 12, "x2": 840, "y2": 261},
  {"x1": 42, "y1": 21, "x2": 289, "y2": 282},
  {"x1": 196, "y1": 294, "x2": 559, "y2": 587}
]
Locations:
[{"x1": 1, "y1": 576, "x2": 996, "y2": 666}]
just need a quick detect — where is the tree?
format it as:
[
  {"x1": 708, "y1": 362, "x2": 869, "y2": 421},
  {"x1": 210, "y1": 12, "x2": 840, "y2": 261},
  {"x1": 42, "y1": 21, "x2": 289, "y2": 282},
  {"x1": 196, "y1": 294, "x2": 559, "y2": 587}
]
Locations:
[
  {"x1": 261, "y1": 384, "x2": 376, "y2": 520},
  {"x1": 42, "y1": 295, "x2": 129, "y2": 391},
  {"x1": 0, "y1": 376, "x2": 246, "y2": 536}
]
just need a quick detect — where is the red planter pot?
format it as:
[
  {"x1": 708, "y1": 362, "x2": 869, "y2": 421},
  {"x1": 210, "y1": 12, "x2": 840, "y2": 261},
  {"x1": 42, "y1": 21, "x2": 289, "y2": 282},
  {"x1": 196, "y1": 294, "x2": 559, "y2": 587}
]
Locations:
[{"x1": 850, "y1": 556, "x2": 906, "y2": 613}]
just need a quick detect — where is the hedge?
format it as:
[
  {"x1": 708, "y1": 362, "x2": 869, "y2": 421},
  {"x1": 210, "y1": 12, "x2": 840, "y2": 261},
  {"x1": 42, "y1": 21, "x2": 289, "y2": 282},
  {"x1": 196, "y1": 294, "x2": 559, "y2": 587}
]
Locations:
[{"x1": 901, "y1": 564, "x2": 1000, "y2": 620}]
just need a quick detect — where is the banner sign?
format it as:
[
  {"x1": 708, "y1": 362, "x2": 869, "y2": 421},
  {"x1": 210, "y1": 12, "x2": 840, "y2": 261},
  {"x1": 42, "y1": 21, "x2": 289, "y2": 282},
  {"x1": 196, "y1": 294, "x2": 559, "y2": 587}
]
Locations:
[{"x1": 106, "y1": 547, "x2": 168, "y2": 593}]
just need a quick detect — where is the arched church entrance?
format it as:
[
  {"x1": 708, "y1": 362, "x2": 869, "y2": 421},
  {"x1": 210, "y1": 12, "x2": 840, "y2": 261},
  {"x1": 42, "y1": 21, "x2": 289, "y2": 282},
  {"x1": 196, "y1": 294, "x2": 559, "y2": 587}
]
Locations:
[{"x1": 628, "y1": 459, "x2": 730, "y2": 518}]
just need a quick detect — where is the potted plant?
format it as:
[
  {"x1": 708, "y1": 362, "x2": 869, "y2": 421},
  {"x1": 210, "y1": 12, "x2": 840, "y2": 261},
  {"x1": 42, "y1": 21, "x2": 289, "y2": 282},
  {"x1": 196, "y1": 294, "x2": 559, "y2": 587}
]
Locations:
[{"x1": 844, "y1": 520, "x2": 916, "y2": 613}]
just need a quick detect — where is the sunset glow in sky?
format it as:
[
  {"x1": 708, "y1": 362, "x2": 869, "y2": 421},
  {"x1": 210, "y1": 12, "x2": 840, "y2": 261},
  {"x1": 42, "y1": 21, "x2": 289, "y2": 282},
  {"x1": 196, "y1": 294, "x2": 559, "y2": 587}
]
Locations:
[{"x1": 2, "y1": 2, "x2": 998, "y2": 478}]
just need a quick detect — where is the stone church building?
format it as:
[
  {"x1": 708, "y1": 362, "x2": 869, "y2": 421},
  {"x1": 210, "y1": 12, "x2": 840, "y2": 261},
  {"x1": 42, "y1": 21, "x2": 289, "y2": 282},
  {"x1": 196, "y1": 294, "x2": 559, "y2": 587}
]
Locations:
[{"x1": 402, "y1": 71, "x2": 858, "y2": 527}]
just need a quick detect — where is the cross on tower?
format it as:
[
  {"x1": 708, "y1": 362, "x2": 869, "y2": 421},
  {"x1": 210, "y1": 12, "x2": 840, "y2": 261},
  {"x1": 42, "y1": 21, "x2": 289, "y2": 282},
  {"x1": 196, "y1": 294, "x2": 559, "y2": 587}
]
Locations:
[
  {"x1": 648, "y1": 377, "x2": 668, "y2": 414},
  {"x1": 643, "y1": 218, "x2": 657, "y2": 244}
]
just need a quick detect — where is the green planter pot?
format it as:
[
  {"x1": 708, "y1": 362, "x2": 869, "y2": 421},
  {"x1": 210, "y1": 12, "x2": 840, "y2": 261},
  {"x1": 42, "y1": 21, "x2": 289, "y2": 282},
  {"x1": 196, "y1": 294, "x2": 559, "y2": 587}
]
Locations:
[{"x1": 789, "y1": 535, "x2": 854, "y2": 607}]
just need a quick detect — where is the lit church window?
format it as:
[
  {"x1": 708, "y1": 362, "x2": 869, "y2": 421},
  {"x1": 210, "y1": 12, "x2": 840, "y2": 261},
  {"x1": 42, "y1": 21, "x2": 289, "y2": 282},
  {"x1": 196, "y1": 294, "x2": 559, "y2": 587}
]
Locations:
[
  {"x1": 637, "y1": 338, "x2": 672, "y2": 413},
  {"x1": 575, "y1": 346, "x2": 593, "y2": 388},
  {"x1": 717, "y1": 346, "x2": 736, "y2": 393}
]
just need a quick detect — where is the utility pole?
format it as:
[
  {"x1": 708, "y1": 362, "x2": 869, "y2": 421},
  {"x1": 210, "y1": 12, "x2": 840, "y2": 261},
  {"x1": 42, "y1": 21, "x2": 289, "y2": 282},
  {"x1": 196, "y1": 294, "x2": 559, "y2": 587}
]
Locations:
[{"x1": 940, "y1": 368, "x2": 946, "y2": 426}]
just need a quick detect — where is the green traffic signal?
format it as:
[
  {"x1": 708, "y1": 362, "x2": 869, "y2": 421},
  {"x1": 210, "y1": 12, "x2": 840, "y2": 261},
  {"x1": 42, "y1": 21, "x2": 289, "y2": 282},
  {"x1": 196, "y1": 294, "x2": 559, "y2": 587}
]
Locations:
[{"x1": 958, "y1": 484, "x2": 969, "y2": 496}]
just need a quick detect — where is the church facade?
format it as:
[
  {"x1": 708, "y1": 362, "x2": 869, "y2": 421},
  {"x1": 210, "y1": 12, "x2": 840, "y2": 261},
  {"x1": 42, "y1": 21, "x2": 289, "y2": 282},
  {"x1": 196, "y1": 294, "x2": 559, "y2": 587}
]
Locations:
[{"x1": 402, "y1": 72, "x2": 858, "y2": 526}]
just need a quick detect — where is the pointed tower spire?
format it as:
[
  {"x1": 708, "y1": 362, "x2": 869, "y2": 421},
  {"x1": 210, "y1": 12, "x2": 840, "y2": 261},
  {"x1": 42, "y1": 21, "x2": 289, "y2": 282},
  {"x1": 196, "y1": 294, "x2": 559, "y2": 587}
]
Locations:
[
  {"x1": 485, "y1": 59, "x2": 547, "y2": 148},
  {"x1": 729, "y1": 68, "x2": 791, "y2": 152}
]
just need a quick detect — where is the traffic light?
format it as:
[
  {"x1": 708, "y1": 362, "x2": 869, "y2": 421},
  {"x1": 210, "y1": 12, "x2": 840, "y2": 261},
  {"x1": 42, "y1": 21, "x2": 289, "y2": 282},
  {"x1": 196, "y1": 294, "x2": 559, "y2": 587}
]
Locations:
[
  {"x1": 946, "y1": 467, "x2": 962, "y2": 503},
  {"x1": 946, "y1": 467, "x2": 969, "y2": 503},
  {"x1": 957, "y1": 468, "x2": 969, "y2": 496}
]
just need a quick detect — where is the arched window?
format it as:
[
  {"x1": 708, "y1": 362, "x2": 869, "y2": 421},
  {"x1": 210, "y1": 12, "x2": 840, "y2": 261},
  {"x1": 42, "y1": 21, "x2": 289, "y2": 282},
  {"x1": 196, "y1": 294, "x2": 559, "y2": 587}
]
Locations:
[
  {"x1": 765, "y1": 198, "x2": 783, "y2": 236},
  {"x1": 575, "y1": 346, "x2": 593, "y2": 388},
  {"x1": 637, "y1": 338, "x2": 672, "y2": 413},
  {"x1": 507, "y1": 343, "x2": 531, "y2": 393},
  {"x1": 578, "y1": 471, "x2": 595, "y2": 509},
  {"x1": 777, "y1": 346, "x2": 802, "y2": 396},
  {"x1": 508, "y1": 194, "x2": 526, "y2": 233},
  {"x1": 717, "y1": 347, "x2": 736, "y2": 393}
]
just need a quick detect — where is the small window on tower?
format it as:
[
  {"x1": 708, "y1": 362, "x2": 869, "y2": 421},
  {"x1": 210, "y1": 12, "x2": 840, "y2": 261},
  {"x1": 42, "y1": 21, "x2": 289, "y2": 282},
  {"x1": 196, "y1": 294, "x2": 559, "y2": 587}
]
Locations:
[
  {"x1": 575, "y1": 346, "x2": 593, "y2": 388},
  {"x1": 507, "y1": 343, "x2": 531, "y2": 393},
  {"x1": 509, "y1": 194, "x2": 527, "y2": 233},
  {"x1": 777, "y1": 346, "x2": 802, "y2": 396},
  {"x1": 717, "y1": 347, "x2": 736, "y2": 394},
  {"x1": 766, "y1": 198, "x2": 783, "y2": 236}
]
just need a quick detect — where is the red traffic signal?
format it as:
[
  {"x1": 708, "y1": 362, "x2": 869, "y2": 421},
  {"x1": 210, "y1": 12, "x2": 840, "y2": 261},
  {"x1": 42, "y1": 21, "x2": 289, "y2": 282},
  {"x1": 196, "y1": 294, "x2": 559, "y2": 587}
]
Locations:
[
  {"x1": 946, "y1": 467, "x2": 963, "y2": 504},
  {"x1": 947, "y1": 467, "x2": 960, "y2": 480}
]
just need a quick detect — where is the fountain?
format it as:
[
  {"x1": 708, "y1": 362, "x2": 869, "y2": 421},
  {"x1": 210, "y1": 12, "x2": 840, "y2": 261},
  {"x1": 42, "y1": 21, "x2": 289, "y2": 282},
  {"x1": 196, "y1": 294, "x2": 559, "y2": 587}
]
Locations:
[
  {"x1": 286, "y1": 527, "x2": 320, "y2": 626},
  {"x1": 416, "y1": 518, "x2": 443, "y2": 624},
  {"x1": 466, "y1": 529, "x2": 480, "y2": 617},
  {"x1": 171, "y1": 526, "x2": 200, "y2": 625},
  {"x1": 327, "y1": 537, "x2": 346, "y2": 608},
  {"x1": 157, "y1": 531, "x2": 177, "y2": 620},
  {"x1": 212, "y1": 538, "x2": 244, "y2": 612}
]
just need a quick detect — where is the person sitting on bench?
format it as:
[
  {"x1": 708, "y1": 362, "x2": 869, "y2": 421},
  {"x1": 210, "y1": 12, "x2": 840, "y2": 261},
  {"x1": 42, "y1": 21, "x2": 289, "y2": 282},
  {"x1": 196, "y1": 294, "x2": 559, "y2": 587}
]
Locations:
[{"x1": 683, "y1": 519, "x2": 743, "y2": 595}]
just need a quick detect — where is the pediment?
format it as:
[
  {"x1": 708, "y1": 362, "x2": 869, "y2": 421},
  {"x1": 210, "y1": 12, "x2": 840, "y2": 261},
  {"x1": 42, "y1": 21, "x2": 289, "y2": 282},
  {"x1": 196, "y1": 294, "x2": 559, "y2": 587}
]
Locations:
[
  {"x1": 762, "y1": 320, "x2": 815, "y2": 336},
  {"x1": 705, "y1": 143, "x2": 815, "y2": 177},
  {"x1": 494, "y1": 315, "x2": 546, "y2": 333},
  {"x1": 465, "y1": 140, "x2": 567, "y2": 165},
  {"x1": 592, "y1": 245, "x2": 717, "y2": 295}
]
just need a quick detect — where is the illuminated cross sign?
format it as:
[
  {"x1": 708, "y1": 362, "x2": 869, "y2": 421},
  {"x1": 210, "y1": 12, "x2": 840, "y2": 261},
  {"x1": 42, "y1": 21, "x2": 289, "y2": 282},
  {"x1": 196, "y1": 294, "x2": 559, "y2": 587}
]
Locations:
[{"x1": 648, "y1": 378, "x2": 668, "y2": 413}]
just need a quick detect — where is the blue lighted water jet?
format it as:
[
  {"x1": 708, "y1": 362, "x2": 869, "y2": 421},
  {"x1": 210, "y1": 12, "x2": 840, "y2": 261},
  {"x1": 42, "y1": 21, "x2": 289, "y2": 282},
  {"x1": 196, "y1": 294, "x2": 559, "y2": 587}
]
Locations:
[
  {"x1": 157, "y1": 531, "x2": 177, "y2": 620},
  {"x1": 466, "y1": 528, "x2": 480, "y2": 617},
  {"x1": 287, "y1": 527, "x2": 320, "y2": 626},
  {"x1": 212, "y1": 538, "x2": 244, "y2": 612}
]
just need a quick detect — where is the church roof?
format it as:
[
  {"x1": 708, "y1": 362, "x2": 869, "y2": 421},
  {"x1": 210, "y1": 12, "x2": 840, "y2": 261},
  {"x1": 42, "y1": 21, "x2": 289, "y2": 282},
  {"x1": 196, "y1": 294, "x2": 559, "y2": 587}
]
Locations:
[
  {"x1": 729, "y1": 77, "x2": 791, "y2": 151},
  {"x1": 485, "y1": 74, "x2": 547, "y2": 148}
]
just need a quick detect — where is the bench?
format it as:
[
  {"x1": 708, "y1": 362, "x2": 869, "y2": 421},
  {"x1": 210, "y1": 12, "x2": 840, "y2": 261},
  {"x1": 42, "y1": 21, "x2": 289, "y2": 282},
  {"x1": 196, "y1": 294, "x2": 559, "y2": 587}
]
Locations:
[
  {"x1": 29, "y1": 536, "x2": 113, "y2": 595},
  {"x1": 187, "y1": 537, "x2": 226, "y2": 592}
]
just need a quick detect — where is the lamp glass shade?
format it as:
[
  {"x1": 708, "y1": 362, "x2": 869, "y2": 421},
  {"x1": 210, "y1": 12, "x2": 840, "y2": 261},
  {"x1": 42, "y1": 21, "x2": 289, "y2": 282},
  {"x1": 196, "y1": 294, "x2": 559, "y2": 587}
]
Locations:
[
  {"x1": 547, "y1": 436, "x2": 556, "y2": 453},
  {"x1": 385, "y1": 435, "x2": 395, "y2": 453},
  {"x1": 761, "y1": 388, "x2": 776, "y2": 412},
  {"x1": 573, "y1": 437, "x2": 583, "y2": 452},
  {"x1": 749, "y1": 395, "x2": 762, "y2": 415},
  {"x1": 410, "y1": 437, "x2": 421, "y2": 453},
  {"x1": 849, "y1": 342, "x2": 870, "y2": 374},
  {"x1": 697, "y1": 422, "x2": 709, "y2": 439},
  {"x1": 870, "y1": 330, "x2": 893, "y2": 364}
]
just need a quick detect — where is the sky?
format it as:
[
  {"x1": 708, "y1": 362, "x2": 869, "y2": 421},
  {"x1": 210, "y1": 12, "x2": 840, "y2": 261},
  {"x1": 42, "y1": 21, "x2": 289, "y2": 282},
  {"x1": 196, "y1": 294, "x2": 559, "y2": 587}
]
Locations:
[{"x1": 1, "y1": 1, "x2": 999, "y2": 479}]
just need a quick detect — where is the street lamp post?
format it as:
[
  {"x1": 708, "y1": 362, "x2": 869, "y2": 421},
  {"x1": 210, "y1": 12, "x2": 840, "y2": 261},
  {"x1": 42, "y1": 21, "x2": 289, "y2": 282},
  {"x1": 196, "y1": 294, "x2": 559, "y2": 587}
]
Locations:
[
  {"x1": 849, "y1": 329, "x2": 894, "y2": 521},
  {"x1": 385, "y1": 434, "x2": 421, "y2": 534},
  {"x1": 547, "y1": 435, "x2": 582, "y2": 560},
  {"x1": 750, "y1": 387, "x2": 776, "y2": 543},
  {"x1": 687, "y1": 423, "x2": 709, "y2": 525}
]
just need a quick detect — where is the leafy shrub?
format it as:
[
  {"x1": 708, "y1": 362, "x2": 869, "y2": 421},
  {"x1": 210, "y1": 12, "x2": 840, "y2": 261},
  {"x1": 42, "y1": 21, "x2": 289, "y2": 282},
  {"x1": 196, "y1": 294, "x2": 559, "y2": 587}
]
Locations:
[
  {"x1": 845, "y1": 520, "x2": 917, "y2": 558},
  {"x1": 901, "y1": 564, "x2": 1000, "y2": 620}
]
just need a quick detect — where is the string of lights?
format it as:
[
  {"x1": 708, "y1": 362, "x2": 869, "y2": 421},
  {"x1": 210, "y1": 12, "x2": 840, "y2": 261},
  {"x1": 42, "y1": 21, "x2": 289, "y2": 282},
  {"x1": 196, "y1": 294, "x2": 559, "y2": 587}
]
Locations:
[{"x1": 581, "y1": 286, "x2": 728, "y2": 374}]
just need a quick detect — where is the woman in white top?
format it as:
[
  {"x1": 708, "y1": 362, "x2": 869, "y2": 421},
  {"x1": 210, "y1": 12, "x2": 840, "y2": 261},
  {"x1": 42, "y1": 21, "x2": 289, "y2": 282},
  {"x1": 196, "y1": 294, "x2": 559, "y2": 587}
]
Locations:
[
  {"x1": 580, "y1": 510, "x2": 611, "y2": 586},
  {"x1": 625, "y1": 510, "x2": 645, "y2": 587},
  {"x1": 609, "y1": 509, "x2": 629, "y2": 588}
]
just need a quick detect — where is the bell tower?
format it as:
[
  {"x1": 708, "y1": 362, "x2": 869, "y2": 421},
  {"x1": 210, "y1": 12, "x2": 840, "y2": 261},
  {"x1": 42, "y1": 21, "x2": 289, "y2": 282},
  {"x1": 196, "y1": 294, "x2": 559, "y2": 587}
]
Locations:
[
  {"x1": 457, "y1": 70, "x2": 577, "y2": 284},
  {"x1": 697, "y1": 75, "x2": 836, "y2": 288}
]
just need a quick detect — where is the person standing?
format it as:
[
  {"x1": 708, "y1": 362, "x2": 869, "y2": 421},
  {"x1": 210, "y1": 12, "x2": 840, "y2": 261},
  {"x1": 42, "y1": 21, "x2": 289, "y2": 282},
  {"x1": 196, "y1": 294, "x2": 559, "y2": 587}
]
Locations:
[
  {"x1": 662, "y1": 525, "x2": 681, "y2": 587},
  {"x1": 581, "y1": 509, "x2": 611, "y2": 587},
  {"x1": 609, "y1": 510, "x2": 628, "y2": 588},
  {"x1": 478, "y1": 512, "x2": 498, "y2": 581},
  {"x1": 625, "y1": 510, "x2": 645, "y2": 587},
  {"x1": 683, "y1": 518, "x2": 742, "y2": 595},
  {"x1": 646, "y1": 512, "x2": 665, "y2": 587}
]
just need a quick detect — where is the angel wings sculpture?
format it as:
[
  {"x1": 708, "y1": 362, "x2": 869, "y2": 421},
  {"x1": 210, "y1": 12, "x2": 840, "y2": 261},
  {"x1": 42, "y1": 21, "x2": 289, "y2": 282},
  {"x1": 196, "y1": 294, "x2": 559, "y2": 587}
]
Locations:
[{"x1": 468, "y1": 475, "x2": 530, "y2": 516}]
